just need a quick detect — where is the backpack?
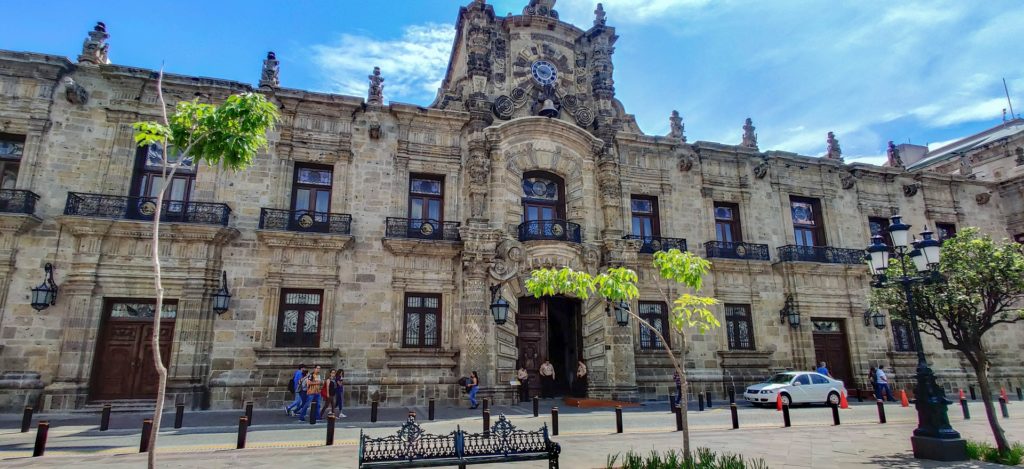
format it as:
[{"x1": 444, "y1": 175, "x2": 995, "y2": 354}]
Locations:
[
  {"x1": 457, "y1": 376, "x2": 469, "y2": 387},
  {"x1": 287, "y1": 377, "x2": 295, "y2": 394}
]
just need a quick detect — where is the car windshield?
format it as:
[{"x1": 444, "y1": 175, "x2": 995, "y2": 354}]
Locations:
[{"x1": 766, "y1": 374, "x2": 794, "y2": 384}]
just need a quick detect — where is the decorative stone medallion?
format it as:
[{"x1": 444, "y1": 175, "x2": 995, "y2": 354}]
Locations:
[
  {"x1": 139, "y1": 200, "x2": 158, "y2": 216},
  {"x1": 298, "y1": 214, "x2": 315, "y2": 228}
]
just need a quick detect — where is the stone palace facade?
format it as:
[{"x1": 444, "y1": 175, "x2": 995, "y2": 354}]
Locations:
[{"x1": 1, "y1": 0, "x2": 1022, "y2": 411}]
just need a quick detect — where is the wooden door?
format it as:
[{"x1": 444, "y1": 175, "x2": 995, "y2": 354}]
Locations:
[
  {"x1": 517, "y1": 297, "x2": 548, "y2": 398},
  {"x1": 92, "y1": 300, "x2": 175, "y2": 400},
  {"x1": 812, "y1": 319, "x2": 854, "y2": 387}
]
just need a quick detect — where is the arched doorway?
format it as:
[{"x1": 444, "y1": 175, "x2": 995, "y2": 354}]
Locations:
[{"x1": 517, "y1": 295, "x2": 582, "y2": 397}]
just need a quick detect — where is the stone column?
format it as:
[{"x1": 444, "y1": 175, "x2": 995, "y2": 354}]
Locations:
[{"x1": 457, "y1": 226, "x2": 504, "y2": 400}]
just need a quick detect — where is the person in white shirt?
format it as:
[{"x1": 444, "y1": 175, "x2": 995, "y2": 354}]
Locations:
[{"x1": 876, "y1": 365, "x2": 896, "y2": 402}]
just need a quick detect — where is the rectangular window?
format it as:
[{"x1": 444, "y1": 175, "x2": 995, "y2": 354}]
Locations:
[
  {"x1": 936, "y1": 223, "x2": 956, "y2": 243},
  {"x1": 403, "y1": 293, "x2": 441, "y2": 348},
  {"x1": 714, "y1": 202, "x2": 742, "y2": 243},
  {"x1": 638, "y1": 301, "x2": 669, "y2": 350},
  {"x1": 292, "y1": 163, "x2": 333, "y2": 227},
  {"x1": 0, "y1": 134, "x2": 24, "y2": 190},
  {"x1": 725, "y1": 304, "x2": 755, "y2": 350},
  {"x1": 129, "y1": 143, "x2": 197, "y2": 216},
  {"x1": 868, "y1": 216, "x2": 891, "y2": 246},
  {"x1": 790, "y1": 196, "x2": 824, "y2": 247},
  {"x1": 276, "y1": 289, "x2": 323, "y2": 348},
  {"x1": 630, "y1": 196, "x2": 660, "y2": 239},
  {"x1": 408, "y1": 174, "x2": 444, "y2": 222},
  {"x1": 892, "y1": 319, "x2": 915, "y2": 352}
]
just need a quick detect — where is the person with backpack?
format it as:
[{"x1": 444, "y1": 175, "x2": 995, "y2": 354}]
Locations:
[
  {"x1": 298, "y1": 365, "x2": 322, "y2": 422},
  {"x1": 285, "y1": 364, "x2": 307, "y2": 416}
]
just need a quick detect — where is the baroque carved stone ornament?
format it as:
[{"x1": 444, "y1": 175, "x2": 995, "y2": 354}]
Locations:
[
  {"x1": 259, "y1": 51, "x2": 280, "y2": 88},
  {"x1": 826, "y1": 131, "x2": 842, "y2": 161},
  {"x1": 63, "y1": 77, "x2": 88, "y2": 105},
  {"x1": 840, "y1": 171, "x2": 856, "y2": 190},
  {"x1": 669, "y1": 110, "x2": 685, "y2": 141},
  {"x1": 741, "y1": 117, "x2": 758, "y2": 148},
  {"x1": 903, "y1": 183, "x2": 919, "y2": 197},
  {"x1": 78, "y1": 21, "x2": 110, "y2": 65},
  {"x1": 976, "y1": 192, "x2": 991, "y2": 205},
  {"x1": 753, "y1": 159, "x2": 769, "y2": 179},
  {"x1": 368, "y1": 66, "x2": 384, "y2": 105},
  {"x1": 492, "y1": 95, "x2": 515, "y2": 120},
  {"x1": 523, "y1": 0, "x2": 559, "y2": 18},
  {"x1": 887, "y1": 141, "x2": 904, "y2": 168},
  {"x1": 594, "y1": 3, "x2": 606, "y2": 26}
]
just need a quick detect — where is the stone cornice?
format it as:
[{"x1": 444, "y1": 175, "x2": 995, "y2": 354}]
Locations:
[
  {"x1": 0, "y1": 213, "x2": 42, "y2": 235},
  {"x1": 382, "y1": 238, "x2": 463, "y2": 258},
  {"x1": 56, "y1": 216, "x2": 239, "y2": 245},
  {"x1": 256, "y1": 229, "x2": 354, "y2": 251}
]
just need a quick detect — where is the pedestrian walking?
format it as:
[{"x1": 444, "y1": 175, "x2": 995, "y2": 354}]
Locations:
[
  {"x1": 539, "y1": 359, "x2": 555, "y2": 398},
  {"x1": 285, "y1": 364, "x2": 307, "y2": 416},
  {"x1": 335, "y1": 369, "x2": 347, "y2": 417},
  {"x1": 299, "y1": 365, "x2": 323, "y2": 422},
  {"x1": 868, "y1": 366, "x2": 878, "y2": 399},
  {"x1": 517, "y1": 365, "x2": 530, "y2": 403},
  {"x1": 876, "y1": 365, "x2": 896, "y2": 402},
  {"x1": 467, "y1": 371, "x2": 480, "y2": 409},
  {"x1": 574, "y1": 359, "x2": 589, "y2": 397},
  {"x1": 320, "y1": 369, "x2": 338, "y2": 419},
  {"x1": 816, "y1": 361, "x2": 831, "y2": 377},
  {"x1": 673, "y1": 370, "x2": 683, "y2": 407}
]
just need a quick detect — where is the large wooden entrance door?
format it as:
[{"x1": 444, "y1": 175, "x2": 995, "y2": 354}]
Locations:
[
  {"x1": 91, "y1": 299, "x2": 176, "y2": 401},
  {"x1": 811, "y1": 318, "x2": 854, "y2": 387},
  {"x1": 517, "y1": 297, "x2": 547, "y2": 398}
]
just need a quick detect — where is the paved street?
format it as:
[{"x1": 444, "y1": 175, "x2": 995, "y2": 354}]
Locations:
[{"x1": 0, "y1": 399, "x2": 1019, "y2": 467}]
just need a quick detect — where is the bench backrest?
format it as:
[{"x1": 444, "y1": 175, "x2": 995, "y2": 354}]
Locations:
[{"x1": 358, "y1": 415, "x2": 552, "y2": 464}]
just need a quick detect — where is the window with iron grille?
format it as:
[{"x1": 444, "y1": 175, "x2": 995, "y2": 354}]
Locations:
[
  {"x1": 638, "y1": 301, "x2": 669, "y2": 350},
  {"x1": 403, "y1": 293, "x2": 441, "y2": 348},
  {"x1": 276, "y1": 289, "x2": 323, "y2": 348},
  {"x1": 0, "y1": 134, "x2": 24, "y2": 190},
  {"x1": 725, "y1": 304, "x2": 755, "y2": 350},
  {"x1": 892, "y1": 319, "x2": 915, "y2": 352},
  {"x1": 936, "y1": 223, "x2": 957, "y2": 243}
]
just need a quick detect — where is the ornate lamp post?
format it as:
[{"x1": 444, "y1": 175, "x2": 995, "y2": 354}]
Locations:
[
  {"x1": 211, "y1": 271, "x2": 231, "y2": 315},
  {"x1": 30, "y1": 263, "x2": 58, "y2": 311},
  {"x1": 489, "y1": 284, "x2": 510, "y2": 325},
  {"x1": 863, "y1": 309, "x2": 887, "y2": 330},
  {"x1": 779, "y1": 295, "x2": 800, "y2": 328},
  {"x1": 866, "y1": 215, "x2": 965, "y2": 460}
]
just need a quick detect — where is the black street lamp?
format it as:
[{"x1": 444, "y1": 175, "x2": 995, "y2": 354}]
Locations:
[
  {"x1": 779, "y1": 295, "x2": 800, "y2": 328},
  {"x1": 863, "y1": 309, "x2": 887, "y2": 330},
  {"x1": 30, "y1": 263, "x2": 58, "y2": 311},
  {"x1": 866, "y1": 214, "x2": 965, "y2": 460},
  {"x1": 212, "y1": 271, "x2": 231, "y2": 315},
  {"x1": 489, "y1": 284, "x2": 510, "y2": 325},
  {"x1": 614, "y1": 300, "x2": 629, "y2": 327}
]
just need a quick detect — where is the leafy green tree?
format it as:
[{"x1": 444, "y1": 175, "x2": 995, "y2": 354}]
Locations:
[
  {"x1": 870, "y1": 228, "x2": 1024, "y2": 454},
  {"x1": 525, "y1": 249, "x2": 719, "y2": 456},
  {"x1": 133, "y1": 70, "x2": 278, "y2": 467}
]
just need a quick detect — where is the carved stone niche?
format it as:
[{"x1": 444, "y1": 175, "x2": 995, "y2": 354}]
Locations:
[{"x1": 976, "y1": 193, "x2": 991, "y2": 205}]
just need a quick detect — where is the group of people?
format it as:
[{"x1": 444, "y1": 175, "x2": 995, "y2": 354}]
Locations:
[
  {"x1": 284, "y1": 364, "x2": 346, "y2": 423},
  {"x1": 817, "y1": 361, "x2": 898, "y2": 402},
  {"x1": 509, "y1": 358, "x2": 589, "y2": 403}
]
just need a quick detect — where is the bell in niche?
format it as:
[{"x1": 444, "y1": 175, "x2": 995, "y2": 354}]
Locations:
[{"x1": 538, "y1": 99, "x2": 558, "y2": 118}]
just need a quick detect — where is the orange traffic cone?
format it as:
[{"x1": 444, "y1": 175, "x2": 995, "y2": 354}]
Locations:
[
  {"x1": 776, "y1": 393, "x2": 783, "y2": 411},
  {"x1": 840, "y1": 391, "x2": 849, "y2": 409},
  {"x1": 900, "y1": 390, "x2": 910, "y2": 407}
]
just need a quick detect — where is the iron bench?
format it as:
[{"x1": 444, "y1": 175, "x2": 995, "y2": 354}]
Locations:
[{"x1": 358, "y1": 414, "x2": 560, "y2": 469}]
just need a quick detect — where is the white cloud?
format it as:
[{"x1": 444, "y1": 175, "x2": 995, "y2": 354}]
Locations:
[
  {"x1": 557, "y1": 0, "x2": 712, "y2": 24},
  {"x1": 310, "y1": 24, "x2": 455, "y2": 103}
]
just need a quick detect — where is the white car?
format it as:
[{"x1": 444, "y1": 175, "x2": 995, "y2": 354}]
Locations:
[{"x1": 743, "y1": 372, "x2": 847, "y2": 407}]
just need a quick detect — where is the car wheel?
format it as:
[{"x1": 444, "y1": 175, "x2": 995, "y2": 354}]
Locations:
[
  {"x1": 827, "y1": 391, "x2": 840, "y2": 406},
  {"x1": 779, "y1": 393, "x2": 792, "y2": 406}
]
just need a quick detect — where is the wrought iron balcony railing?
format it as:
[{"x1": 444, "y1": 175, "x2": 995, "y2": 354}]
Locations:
[
  {"x1": 385, "y1": 217, "x2": 461, "y2": 241},
  {"x1": 704, "y1": 241, "x2": 770, "y2": 261},
  {"x1": 518, "y1": 219, "x2": 582, "y2": 243},
  {"x1": 0, "y1": 189, "x2": 40, "y2": 215},
  {"x1": 63, "y1": 192, "x2": 231, "y2": 226},
  {"x1": 624, "y1": 235, "x2": 687, "y2": 253},
  {"x1": 259, "y1": 208, "x2": 352, "y2": 235},
  {"x1": 776, "y1": 245, "x2": 865, "y2": 265}
]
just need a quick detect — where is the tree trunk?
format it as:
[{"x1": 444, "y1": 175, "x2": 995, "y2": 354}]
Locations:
[
  {"x1": 973, "y1": 349, "x2": 1010, "y2": 454},
  {"x1": 148, "y1": 177, "x2": 168, "y2": 468}
]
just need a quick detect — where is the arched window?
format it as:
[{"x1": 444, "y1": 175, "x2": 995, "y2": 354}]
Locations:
[{"x1": 521, "y1": 171, "x2": 565, "y2": 222}]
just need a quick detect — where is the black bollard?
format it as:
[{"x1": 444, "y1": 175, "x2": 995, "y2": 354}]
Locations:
[
  {"x1": 615, "y1": 405, "x2": 623, "y2": 433},
  {"x1": 706, "y1": 391, "x2": 713, "y2": 408},
  {"x1": 969, "y1": 385, "x2": 977, "y2": 400},
  {"x1": 675, "y1": 405, "x2": 683, "y2": 431},
  {"x1": 782, "y1": 403, "x2": 791, "y2": 427},
  {"x1": 370, "y1": 400, "x2": 378, "y2": 423},
  {"x1": 483, "y1": 398, "x2": 489, "y2": 413},
  {"x1": 140, "y1": 418, "x2": 153, "y2": 453},
  {"x1": 1000, "y1": 397, "x2": 1010, "y2": 419},
  {"x1": 32, "y1": 421, "x2": 49, "y2": 457},
  {"x1": 551, "y1": 407, "x2": 559, "y2": 436},
  {"x1": 533, "y1": 396, "x2": 539, "y2": 417},
  {"x1": 326, "y1": 413, "x2": 336, "y2": 446},
  {"x1": 856, "y1": 388, "x2": 864, "y2": 403},
  {"x1": 729, "y1": 387, "x2": 736, "y2": 404},
  {"x1": 960, "y1": 398, "x2": 971, "y2": 420},
  {"x1": 429, "y1": 398, "x2": 435, "y2": 421},
  {"x1": 698, "y1": 393, "x2": 705, "y2": 412},
  {"x1": 245, "y1": 401, "x2": 254, "y2": 427},
  {"x1": 669, "y1": 393, "x2": 676, "y2": 413},
  {"x1": 483, "y1": 409, "x2": 490, "y2": 437},
  {"x1": 1017, "y1": 387, "x2": 1023, "y2": 402},
  {"x1": 831, "y1": 403, "x2": 841, "y2": 426},
  {"x1": 236, "y1": 416, "x2": 248, "y2": 449},
  {"x1": 20, "y1": 406, "x2": 32, "y2": 433},
  {"x1": 100, "y1": 404, "x2": 112, "y2": 431},
  {"x1": 730, "y1": 403, "x2": 739, "y2": 429},
  {"x1": 876, "y1": 400, "x2": 887, "y2": 424},
  {"x1": 174, "y1": 403, "x2": 184, "y2": 429}
]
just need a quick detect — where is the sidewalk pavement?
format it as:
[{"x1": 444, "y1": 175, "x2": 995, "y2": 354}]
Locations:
[{"x1": 0, "y1": 399, "x2": 1019, "y2": 467}]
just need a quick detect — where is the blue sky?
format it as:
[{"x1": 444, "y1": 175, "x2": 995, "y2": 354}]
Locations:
[{"x1": 5, "y1": 0, "x2": 1022, "y2": 164}]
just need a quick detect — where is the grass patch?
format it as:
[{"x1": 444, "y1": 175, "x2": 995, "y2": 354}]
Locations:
[
  {"x1": 965, "y1": 440, "x2": 1024, "y2": 465},
  {"x1": 606, "y1": 447, "x2": 768, "y2": 469}
]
